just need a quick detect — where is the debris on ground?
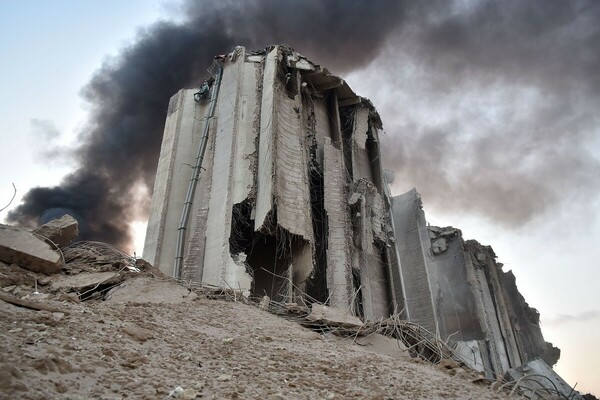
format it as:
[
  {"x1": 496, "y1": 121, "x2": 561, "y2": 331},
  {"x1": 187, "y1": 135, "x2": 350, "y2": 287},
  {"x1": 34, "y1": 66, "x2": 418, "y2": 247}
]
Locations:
[{"x1": 306, "y1": 304, "x2": 364, "y2": 329}]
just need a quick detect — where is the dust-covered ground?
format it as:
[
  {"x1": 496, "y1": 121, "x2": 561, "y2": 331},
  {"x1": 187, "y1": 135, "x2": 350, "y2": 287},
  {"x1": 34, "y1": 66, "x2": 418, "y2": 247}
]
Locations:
[{"x1": 0, "y1": 264, "x2": 505, "y2": 400}]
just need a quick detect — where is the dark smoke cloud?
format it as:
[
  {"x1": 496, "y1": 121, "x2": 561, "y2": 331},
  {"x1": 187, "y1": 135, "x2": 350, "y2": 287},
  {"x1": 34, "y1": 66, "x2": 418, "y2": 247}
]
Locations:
[
  {"x1": 29, "y1": 119, "x2": 73, "y2": 166},
  {"x1": 8, "y1": 0, "x2": 600, "y2": 249},
  {"x1": 7, "y1": 0, "x2": 405, "y2": 250},
  {"x1": 375, "y1": 0, "x2": 600, "y2": 226}
]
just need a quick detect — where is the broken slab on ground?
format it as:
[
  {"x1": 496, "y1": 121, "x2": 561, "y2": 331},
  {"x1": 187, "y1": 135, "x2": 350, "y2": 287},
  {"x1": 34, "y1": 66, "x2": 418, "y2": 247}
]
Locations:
[
  {"x1": 49, "y1": 271, "x2": 121, "y2": 293},
  {"x1": 307, "y1": 304, "x2": 363, "y2": 329},
  {"x1": 0, "y1": 224, "x2": 63, "y2": 274}
]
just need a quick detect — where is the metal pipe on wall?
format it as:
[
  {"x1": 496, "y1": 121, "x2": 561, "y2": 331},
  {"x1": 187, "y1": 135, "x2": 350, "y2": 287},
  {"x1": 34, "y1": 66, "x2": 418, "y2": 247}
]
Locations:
[{"x1": 173, "y1": 62, "x2": 223, "y2": 278}]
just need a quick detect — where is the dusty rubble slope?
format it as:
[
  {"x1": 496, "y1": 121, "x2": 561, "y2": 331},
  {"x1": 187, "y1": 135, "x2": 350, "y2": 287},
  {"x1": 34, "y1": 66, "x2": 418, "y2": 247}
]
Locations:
[{"x1": 0, "y1": 262, "x2": 504, "y2": 400}]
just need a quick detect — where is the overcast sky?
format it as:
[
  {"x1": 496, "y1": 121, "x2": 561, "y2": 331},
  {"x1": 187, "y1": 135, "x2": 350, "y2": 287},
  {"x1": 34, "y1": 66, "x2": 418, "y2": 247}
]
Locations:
[{"x1": 0, "y1": 0, "x2": 598, "y2": 394}]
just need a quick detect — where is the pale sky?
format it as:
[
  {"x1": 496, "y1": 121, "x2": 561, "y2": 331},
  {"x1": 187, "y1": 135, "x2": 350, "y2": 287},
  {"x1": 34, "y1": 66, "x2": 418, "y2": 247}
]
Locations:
[{"x1": 0, "y1": 1, "x2": 598, "y2": 395}]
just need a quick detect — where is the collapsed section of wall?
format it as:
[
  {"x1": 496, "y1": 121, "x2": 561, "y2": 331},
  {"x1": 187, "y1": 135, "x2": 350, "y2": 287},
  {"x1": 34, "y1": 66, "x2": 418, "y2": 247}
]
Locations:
[{"x1": 391, "y1": 188, "x2": 559, "y2": 378}]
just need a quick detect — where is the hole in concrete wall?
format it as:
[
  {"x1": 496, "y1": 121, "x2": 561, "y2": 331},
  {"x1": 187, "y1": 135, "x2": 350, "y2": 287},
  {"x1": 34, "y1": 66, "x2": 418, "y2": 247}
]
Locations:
[
  {"x1": 352, "y1": 268, "x2": 364, "y2": 320},
  {"x1": 327, "y1": 93, "x2": 342, "y2": 148},
  {"x1": 375, "y1": 240, "x2": 395, "y2": 316},
  {"x1": 349, "y1": 200, "x2": 362, "y2": 249},
  {"x1": 340, "y1": 106, "x2": 354, "y2": 182},
  {"x1": 230, "y1": 199, "x2": 254, "y2": 255},
  {"x1": 281, "y1": 66, "x2": 299, "y2": 100},
  {"x1": 305, "y1": 158, "x2": 328, "y2": 303},
  {"x1": 246, "y1": 233, "x2": 292, "y2": 302},
  {"x1": 229, "y1": 203, "x2": 315, "y2": 303}
]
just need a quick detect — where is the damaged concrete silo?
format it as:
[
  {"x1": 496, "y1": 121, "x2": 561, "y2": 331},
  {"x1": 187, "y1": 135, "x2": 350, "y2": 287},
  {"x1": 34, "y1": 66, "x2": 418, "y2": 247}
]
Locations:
[
  {"x1": 143, "y1": 45, "x2": 567, "y2": 389},
  {"x1": 143, "y1": 45, "x2": 402, "y2": 321}
]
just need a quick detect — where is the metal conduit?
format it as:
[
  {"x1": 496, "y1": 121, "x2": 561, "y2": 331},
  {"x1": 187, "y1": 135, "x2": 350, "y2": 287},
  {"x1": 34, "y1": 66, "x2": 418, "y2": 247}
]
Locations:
[{"x1": 173, "y1": 62, "x2": 223, "y2": 278}]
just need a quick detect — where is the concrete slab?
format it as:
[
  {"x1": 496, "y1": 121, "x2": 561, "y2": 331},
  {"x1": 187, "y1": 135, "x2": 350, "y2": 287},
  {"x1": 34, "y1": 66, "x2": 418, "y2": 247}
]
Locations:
[
  {"x1": 0, "y1": 224, "x2": 62, "y2": 275},
  {"x1": 323, "y1": 139, "x2": 352, "y2": 309},
  {"x1": 49, "y1": 271, "x2": 120, "y2": 291},
  {"x1": 255, "y1": 46, "x2": 278, "y2": 231},
  {"x1": 105, "y1": 277, "x2": 198, "y2": 304},
  {"x1": 390, "y1": 189, "x2": 438, "y2": 334}
]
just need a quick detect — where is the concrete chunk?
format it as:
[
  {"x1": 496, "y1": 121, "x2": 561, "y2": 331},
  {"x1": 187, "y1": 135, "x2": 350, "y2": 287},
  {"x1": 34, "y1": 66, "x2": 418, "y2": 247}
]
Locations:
[
  {"x1": 33, "y1": 214, "x2": 79, "y2": 248},
  {"x1": 49, "y1": 271, "x2": 120, "y2": 292},
  {"x1": 307, "y1": 304, "x2": 363, "y2": 329},
  {"x1": 0, "y1": 224, "x2": 63, "y2": 275},
  {"x1": 504, "y1": 359, "x2": 582, "y2": 399}
]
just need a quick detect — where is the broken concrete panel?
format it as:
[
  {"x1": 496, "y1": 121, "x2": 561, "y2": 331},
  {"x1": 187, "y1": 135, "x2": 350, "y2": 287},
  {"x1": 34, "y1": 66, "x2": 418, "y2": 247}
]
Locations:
[
  {"x1": 351, "y1": 107, "x2": 376, "y2": 184},
  {"x1": 453, "y1": 340, "x2": 485, "y2": 373},
  {"x1": 352, "y1": 333, "x2": 409, "y2": 359},
  {"x1": 323, "y1": 138, "x2": 352, "y2": 309},
  {"x1": 49, "y1": 271, "x2": 120, "y2": 292},
  {"x1": 32, "y1": 214, "x2": 79, "y2": 248},
  {"x1": 0, "y1": 224, "x2": 62, "y2": 275},
  {"x1": 390, "y1": 189, "x2": 438, "y2": 334},
  {"x1": 465, "y1": 240, "x2": 522, "y2": 369},
  {"x1": 291, "y1": 240, "x2": 313, "y2": 295},
  {"x1": 254, "y1": 47, "x2": 278, "y2": 231},
  {"x1": 427, "y1": 227, "x2": 483, "y2": 342},
  {"x1": 350, "y1": 180, "x2": 393, "y2": 320},
  {"x1": 231, "y1": 58, "x2": 260, "y2": 205},
  {"x1": 202, "y1": 53, "x2": 252, "y2": 289},
  {"x1": 463, "y1": 245, "x2": 511, "y2": 375},
  {"x1": 499, "y1": 270, "x2": 560, "y2": 367},
  {"x1": 504, "y1": 359, "x2": 582, "y2": 400},
  {"x1": 431, "y1": 238, "x2": 447, "y2": 254},
  {"x1": 307, "y1": 304, "x2": 363, "y2": 329},
  {"x1": 273, "y1": 78, "x2": 313, "y2": 240},
  {"x1": 382, "y1": 175, "x2": 407, "y2": 317},
  {"x1": 311, "y1": 98, "x2": 331, "y2": 167},
  {"x1": 352, "y1": 107, "x2": 370, "y2": 150}
]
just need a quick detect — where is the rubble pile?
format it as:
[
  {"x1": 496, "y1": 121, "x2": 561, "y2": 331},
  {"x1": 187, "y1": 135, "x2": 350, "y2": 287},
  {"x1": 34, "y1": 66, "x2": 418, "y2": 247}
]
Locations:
[{"x1": 0, "y1": 217, "x2": 161, "y2": 304}]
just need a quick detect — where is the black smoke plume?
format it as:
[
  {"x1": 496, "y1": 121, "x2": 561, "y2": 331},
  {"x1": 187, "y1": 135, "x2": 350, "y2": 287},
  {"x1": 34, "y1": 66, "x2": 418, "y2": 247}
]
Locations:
[
  {"x1": 7, "y1": 0, "x2": 405, "y2": 250},
  {"x1": 8, "y1": 0, "x2": 600, "y2": 249}
]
